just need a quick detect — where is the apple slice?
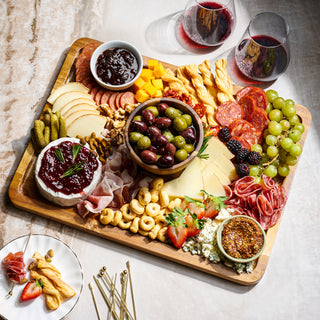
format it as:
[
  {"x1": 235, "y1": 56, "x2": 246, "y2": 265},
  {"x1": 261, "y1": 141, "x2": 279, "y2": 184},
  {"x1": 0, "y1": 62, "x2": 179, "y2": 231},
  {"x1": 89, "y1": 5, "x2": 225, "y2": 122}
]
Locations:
[
  {"x1": 47, "y1": 82, "x2": 89, "y2": 105},
  {"x1": 60, "y1": 98, "x2": 97, "y2": 117},
  {"x1": 65, "y1": 109, "x2": 100, "y2": 127},
  {"x1": 67, "y1": 114, "x2": 107, "y2": 138},
  {"x1": 52, "y1": 91, "x2": 92, "y2": 113},
  {"x1": 63, "y1": 103, "x2": 98, "y2": 119}
]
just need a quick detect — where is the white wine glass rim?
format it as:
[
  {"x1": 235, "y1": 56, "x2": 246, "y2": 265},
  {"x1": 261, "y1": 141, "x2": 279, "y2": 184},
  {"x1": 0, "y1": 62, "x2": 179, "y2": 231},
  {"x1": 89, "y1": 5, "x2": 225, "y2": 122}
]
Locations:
[{"x1": 195, "y1": 0, "x2": 233, "y2": 11}]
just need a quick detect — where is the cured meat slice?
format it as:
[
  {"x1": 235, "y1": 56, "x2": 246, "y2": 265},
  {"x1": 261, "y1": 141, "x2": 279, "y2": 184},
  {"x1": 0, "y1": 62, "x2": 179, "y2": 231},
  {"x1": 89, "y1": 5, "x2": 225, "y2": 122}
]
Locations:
[
  {"x1": 239, "y1": 127, "x2": 263, "y2": 147},
  {"x1": 232, "y1": 136, "x2": 251, "y2": 149},
  {"x1": 108, "y1": 92, "x2": 120, "y2": 111},
  {"x1": 238, "y1": 95, "x2": 257, "y2": 120},
  {"x1": 120, "y1": 92, "x2": 135, "y2": 108},
  {"x1": 90, "y1": 86, "x2": 100, "y2": 98},
  {"x1": 229, "y1": 119, "x2": 253, "y2": 137},
  {"x1": 215, "y1": 101, "x2": 244, "y2": 127},
  {"x1": 246, "y1": 88, "x2": 268, "y2": 110},
  {"x1": 236, "y1": 86, "x2": 255, "y2": 101},
  {"x1": 2, "y1": 251, "x2": 26, "y2": 283},
  {"x1": 115, "y1": 92, "x2": 124, "y2": 109},
  {"x1": 247, "y1": 107, "x2": 269, "y2": 131},
  {"x1": 81, "y1": 42, "x2": 99, "y2": 56},
  {"x1": 232, "y1": 176, "x2": 262, "y2": 197},
  {"x1": 100, "y1": 91, "x2": 112, "y2": 105},
  {"x1": 94, "y1": 88, "x2": 106, "y2": 105}
]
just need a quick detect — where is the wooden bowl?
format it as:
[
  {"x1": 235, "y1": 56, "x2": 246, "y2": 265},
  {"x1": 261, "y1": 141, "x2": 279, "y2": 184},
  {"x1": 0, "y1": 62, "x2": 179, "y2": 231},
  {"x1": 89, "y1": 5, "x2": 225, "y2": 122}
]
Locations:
[{"x1": 124, "y1": 98, "x2": 204, "y2": 176}]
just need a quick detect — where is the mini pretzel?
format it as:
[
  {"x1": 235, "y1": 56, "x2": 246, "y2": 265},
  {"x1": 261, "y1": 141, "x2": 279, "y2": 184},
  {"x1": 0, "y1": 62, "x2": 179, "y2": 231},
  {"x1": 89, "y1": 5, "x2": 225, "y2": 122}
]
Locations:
[
  {"x1": 146, "y1": 203, "x2": 161, "y2": 217},
  {"x1": 139, "y1": 215, "x2": 155, "y2": 232},
  {"x1": 130, "y1": 199, "x2": 145, "y2": 215},
  {"x1": 168, "y1": 198, "x2": 182, "y2": 211},
  {"x1": 159, "y1": 190, "x2": 169, "y2": 208},
  {"x1": 138, "y1": 229, "x2": 149, "y2": 236},
  {"x1": 130, "y1": 217, "x2": 140, "y2": 234},
  {"x1": 138, "y1": 187, "x2": 152, "y2": 206},
  {"x1": 150, "y1": 177, "x2": 164, "y2": 191},
  {"x1": 157, "y1": 227, "x2": 168, "y2": 242},
  {"x1": 100, "y1": 208, "x2": 115, "y2": 225},
  {"x1": 121, "y1": 203, "x2": 136, "y2": 221},
  {"x1": 150, "y1": 189, "x2": 159, "y2": 203},
  {"x1": 155, "y1": 215, "x2": 167, "y2": 228},
  {"x1": 149, "y1": 224, "x2": 161, "y2": 240},
  {"x1": 110, "y1": 210, "x2": 122, "y2": 226},
  {"x1": 118, "y1": 219, "x2": 132, "y2": 230}
]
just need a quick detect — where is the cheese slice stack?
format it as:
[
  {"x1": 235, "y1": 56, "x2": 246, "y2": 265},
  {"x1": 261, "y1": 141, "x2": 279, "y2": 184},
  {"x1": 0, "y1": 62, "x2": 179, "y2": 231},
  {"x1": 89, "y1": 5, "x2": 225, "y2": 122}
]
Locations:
[{"x1": 162, "y1": 136, "x2": 237, "y2": 200}]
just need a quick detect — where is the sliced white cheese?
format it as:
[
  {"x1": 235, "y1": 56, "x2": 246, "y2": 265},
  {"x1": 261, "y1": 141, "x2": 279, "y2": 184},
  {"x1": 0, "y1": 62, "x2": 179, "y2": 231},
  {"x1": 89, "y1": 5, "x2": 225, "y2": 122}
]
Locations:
[
  {"x1": 60, "y1": 98, "x2": 97, "y2": 117},
  {"x1": 205, "y1": 136, "x2": 234, "y2": 160},
  {"x1": 67, "y1": 114, "x2": 107, "y2": 138},
  {"x1": 162, "y1": 157, "x2": 204, "y2": 200},
  {"x1": 202, "y1": 172, "x2": 226, "y2": 197},
  {"x1": 201, "y1": 161, "x2": 231, "y2": 187},
  {"x1": 47, "y1": 82, "x2": 89, "y2": 105},
  {"x1": 52, "y1": 91, "x2": 92, "y2": 113},
  {"x1": 210, "y1": 153, "x2": 238, "y2": 181},
  {"x1": 65, "y1": 109, "x2": 100, "y2": 127}
]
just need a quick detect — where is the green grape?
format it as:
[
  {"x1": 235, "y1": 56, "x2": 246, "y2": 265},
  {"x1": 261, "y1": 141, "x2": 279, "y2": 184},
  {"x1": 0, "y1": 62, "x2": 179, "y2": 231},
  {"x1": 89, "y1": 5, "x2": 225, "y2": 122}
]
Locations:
[
  {"x1": 266, "y1": 103, "x2": 273, "y2": 114},
  {"x1": 251, "y1": 144, "x2": 263, "y2": 153},
  {"x1": 285, "y1": 99, "x2": 295, "y2": 107},
  {"x1": 273, "y1": 97, "x2": 285, "y2": 110},
  {"x1": 264, "y1": 165, "x2": 278, "y2": 178},
  {"x1": 288, "y1": 115, "x2": 300, "y2": 125},
  {"x1": 294, "y1": 123, "x2": 305, "y2": 133},
  {"x1": 263, "y1": 129, "x2": 270, "y2": 139},
  {"x1": 286, "y1": 155, "x2": 298, "y2": 166},
  {"x1": 281, "y1": 137, "x2": 294, "y2": 152},
  {"x1": 255, "y1": 176, "x2": 262, "y2": 185},
  {"x1": 267, "y1": 146, "x2": 279, "y2": 157},
  {"x1": 266, "y1": 89, "x2": 278, "y2": 103},
  {"x1": 289, "y1": 129, "x2": 302, "y2": 143},
  {"x1": 268, "y1": 121, "x2": 282, "y2": 136},
  {"x1": 262, "y1": 142, "x2": 269, "y2": 152},
  {"x1": 265, "y1": 134, "x2": 277, "y2": 146},
  {"x1": 282, "y1": 103, "x2": 296, "y2": 118},
  {"x1": 249, "y1": 165, "x2": 260, "y2": 176},
  {"x1": 260, "y1": 153, "x2": 269, "y2": 165},
  {"x1": 269, "y1": 109, "x2": 283, "y2": 122},
  {"x1": 278, "y1": 164, "x2": 290, "y2": 177},
  {"x1": 271, "y1": 159, "x2": 280, "y2": 167},
  {"x1": 280, "y1": 119, "x2": 290, "y2": 131},
  {"x1": 279, "y1": 149, "x2": 288, "y2": 163},
  {"x1": 289, "y1": 144, "x2": 302, "y2": 157}
]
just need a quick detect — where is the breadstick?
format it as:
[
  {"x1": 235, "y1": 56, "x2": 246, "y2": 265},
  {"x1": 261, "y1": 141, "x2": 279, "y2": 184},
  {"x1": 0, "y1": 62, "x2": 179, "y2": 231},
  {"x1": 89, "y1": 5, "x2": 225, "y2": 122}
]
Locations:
[{"x1": 214, "y1": 59, "x2": 235, "y2": 103}]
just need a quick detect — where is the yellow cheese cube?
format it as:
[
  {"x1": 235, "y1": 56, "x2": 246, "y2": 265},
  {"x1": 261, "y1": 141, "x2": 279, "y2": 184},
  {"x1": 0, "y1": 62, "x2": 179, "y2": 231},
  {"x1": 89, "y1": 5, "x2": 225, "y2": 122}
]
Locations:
[
  {"x1": 147, "y1": 59, "x2": 158, "y2": 70},
  {"x1": 134, "y1": 77, "x2": 145, "y2": 92},
  {"x1": 152, "y1": 89, "x2": 163, "y2": 98},
  {"x1": 152, "y1": 79, "x2": 163, "y2": 90},
  {"x1": 153, "y1": 63, "x2": 165, "y2": 78},
  {"x1": 135, "y1": 89, "x2": 149, "y2": 103},
  {"x1": 140, "y1": 68, "x2": 154, "y2": 82},
  {"x1": 143, "y1": 82, "x2": 157, "y2": 97}
]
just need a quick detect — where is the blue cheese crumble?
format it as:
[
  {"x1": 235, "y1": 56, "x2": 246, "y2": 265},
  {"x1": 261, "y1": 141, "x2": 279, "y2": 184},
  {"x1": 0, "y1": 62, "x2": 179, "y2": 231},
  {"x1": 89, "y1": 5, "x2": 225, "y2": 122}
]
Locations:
[{"x1": 182, "y1": 208, "x2": 254, "y2": 274}]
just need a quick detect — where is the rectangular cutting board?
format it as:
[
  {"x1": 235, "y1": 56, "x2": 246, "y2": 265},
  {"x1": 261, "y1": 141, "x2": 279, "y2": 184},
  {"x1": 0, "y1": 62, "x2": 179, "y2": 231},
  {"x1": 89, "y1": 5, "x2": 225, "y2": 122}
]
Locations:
[{"x1": 8, "y1": 38, "x2": 312, "y2": 285}]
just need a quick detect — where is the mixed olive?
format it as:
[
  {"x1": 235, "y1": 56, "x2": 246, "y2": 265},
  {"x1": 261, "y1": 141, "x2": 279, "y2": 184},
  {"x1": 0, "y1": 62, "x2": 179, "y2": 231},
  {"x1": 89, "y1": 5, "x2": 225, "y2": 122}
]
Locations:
[{"x1": 129, "y1": 102, "x2": 197, "y2": 168}]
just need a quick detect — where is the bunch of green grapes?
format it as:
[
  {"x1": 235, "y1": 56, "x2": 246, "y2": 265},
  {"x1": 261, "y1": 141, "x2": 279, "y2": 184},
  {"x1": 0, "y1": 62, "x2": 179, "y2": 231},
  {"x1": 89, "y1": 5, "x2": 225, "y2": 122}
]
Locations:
[{"x1": 250, "y1": 89, "x2": 304, "y2": 179}]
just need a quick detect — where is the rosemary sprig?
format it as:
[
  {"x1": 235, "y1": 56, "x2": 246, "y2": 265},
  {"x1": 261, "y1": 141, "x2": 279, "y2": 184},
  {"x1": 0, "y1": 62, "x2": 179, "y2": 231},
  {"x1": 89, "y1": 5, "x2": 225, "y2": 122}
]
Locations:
[
  {"x1": 72, "y1": 144, "x2": 82, "y2": 162},
  {"x1": 61, "y1": 160, "x2": 85, "y2": 178},
  {"x1": 197, "y1": 123, "x2": 218, "y2": 160},
  {"x1": 54, "y1": 148, "x2": 65, "y2": 163}
]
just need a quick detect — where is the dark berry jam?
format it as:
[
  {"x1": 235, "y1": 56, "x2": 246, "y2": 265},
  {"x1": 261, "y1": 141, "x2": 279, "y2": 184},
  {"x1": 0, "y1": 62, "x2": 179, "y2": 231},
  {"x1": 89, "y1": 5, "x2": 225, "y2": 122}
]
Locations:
[
  {"x1": 38, "y1": 141, "x2": 99, "y2": 195},
  {"x1": 96, "y1": 47, "x2": 139, "y2": 85}
]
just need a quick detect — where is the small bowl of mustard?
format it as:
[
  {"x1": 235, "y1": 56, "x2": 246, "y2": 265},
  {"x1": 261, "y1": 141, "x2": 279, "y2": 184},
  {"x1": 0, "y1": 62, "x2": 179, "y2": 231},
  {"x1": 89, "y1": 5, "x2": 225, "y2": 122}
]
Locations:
[{"x1": 216, "y1": 215, "x2": 266, "y2": 264}]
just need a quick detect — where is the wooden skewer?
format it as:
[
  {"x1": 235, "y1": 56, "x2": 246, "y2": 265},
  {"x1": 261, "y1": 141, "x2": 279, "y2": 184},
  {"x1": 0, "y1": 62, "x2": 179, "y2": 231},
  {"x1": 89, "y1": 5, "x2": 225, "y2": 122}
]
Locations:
[
  {"x1": 120, "y1": 270, "x2": 128, "y2": 320},
  {"x1": 89, "y1": 282, "x2": 101, "y2": 320},
  {"x1": 7, "y1": 232, "x2": 32, "y2": 298},
  {"x1": 107, "y1": 273, "x2": 117, "y2": 320},
  {"x1": 126, "y1": 261, "x2": 137, "y2": 320}
]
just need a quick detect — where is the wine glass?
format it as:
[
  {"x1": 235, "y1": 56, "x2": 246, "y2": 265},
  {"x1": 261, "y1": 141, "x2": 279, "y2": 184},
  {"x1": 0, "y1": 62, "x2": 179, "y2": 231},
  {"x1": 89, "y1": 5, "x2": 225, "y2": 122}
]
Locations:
[
  {"x1": 182, "y1": 0, "x2": 236, "y2": 47},
  {"x1": 235, "y1": 12, "x2": 290, "y2": 82}
]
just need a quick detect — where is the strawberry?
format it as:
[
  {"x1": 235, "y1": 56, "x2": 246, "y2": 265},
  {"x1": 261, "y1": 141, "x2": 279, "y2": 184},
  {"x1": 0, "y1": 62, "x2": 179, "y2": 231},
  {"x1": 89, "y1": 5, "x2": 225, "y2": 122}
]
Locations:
[
  {"x1": 20, "y1": 279, "x2": 43, "y2": 302},
  {"x1": 184, "y1": 196, "x2": 205, "y2": 219},
  {"x1": 201, "y1": 190, "x2": 228, "y2": 219},
  {"x1": 184, "y1": 213, "x2": 205, "y2": 237}
]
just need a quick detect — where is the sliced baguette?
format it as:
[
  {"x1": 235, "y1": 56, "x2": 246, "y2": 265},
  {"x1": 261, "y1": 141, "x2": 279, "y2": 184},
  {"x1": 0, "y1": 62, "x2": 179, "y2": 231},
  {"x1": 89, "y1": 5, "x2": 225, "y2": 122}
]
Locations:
[
  {"x1": 52, "y1": 91, "x2": 92, "y2": 113},
  {"x1": 47, "y1": 82, "x2": 89, "y2": 105},
  {"x1": 60, "y1": 98, "x2": 97, "y2": 116},
  {"x1": 67, "y1": 114, "x2": 107, "y2": 138},
  {"x1": 65, "y1": 109, "x2": 100, "y2": 127}
]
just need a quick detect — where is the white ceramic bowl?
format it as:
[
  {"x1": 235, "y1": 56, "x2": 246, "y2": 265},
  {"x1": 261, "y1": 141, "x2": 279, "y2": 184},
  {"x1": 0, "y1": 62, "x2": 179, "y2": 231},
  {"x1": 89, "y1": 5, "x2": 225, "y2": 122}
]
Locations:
[{"x1": 90, "y1": 40, "x2": 143, "y2": 91}]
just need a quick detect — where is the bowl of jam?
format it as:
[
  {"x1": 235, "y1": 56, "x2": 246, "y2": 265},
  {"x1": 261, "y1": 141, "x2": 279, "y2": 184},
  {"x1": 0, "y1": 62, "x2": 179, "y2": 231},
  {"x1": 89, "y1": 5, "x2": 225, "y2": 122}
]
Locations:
[
  {"x1": 216, "y1": 215, "x2": 266, "y2": 264},
  {"x1": 90, "y1": 40, "x2": 143, "y2": 91}
]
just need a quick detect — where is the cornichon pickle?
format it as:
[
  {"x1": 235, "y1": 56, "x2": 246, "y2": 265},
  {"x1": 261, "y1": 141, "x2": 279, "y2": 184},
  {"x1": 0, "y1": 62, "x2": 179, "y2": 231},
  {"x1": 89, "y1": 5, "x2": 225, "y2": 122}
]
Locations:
[
  {"x1": 43, "y1": 113, "x2": 51, "y2": 126},
  {"x1": 50, "y1": 114, "x2": 59, "y2": 141},
  {"x1": 59, "y1": 116, "x2": 67, "y2": 138},
  {"x1": 55, "y1": 111, "x2": 61, "y2": 119},
  {"x1": 34, "y1": 120, "x2": 46, "y2": 148},
  {"x1": 44, "y1": 126, "x2": 50, "y2": 146}
]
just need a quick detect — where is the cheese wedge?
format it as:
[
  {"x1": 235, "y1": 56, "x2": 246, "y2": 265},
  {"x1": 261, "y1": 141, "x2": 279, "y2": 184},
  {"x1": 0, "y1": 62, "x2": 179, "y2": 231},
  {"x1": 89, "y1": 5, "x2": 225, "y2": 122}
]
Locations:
[
  {"x1": 65, "y1": 109, "x2": 100, "y2": 127},
  {"x1": 201, "y1": 161, "x2": 231, "y2": 187},
  {"x1": 67, "y1": 114, "x2": 107, "y2": 138},
  {"x1": 162, "y1": 157, "x2": 204, "y2": 200},
  {"x1": 60, "y1": 98, "x2": 97, "y2": 116},
  {"x1": 52, "y1": 91, "x2": 92, "y2": 113},
  {"x1": 202, "y1": 172, "x2": 226, "y2": 197},
  {"x1": 47, "y1": 82, "x2": 89, "y2": 105},
  {"x1": 210, "y1": 153, "x2": 238, "y2": 181},
  {"x1": 205, "y1": 136, "x2": 234, "y2": 160},
  {"x1": 63, "y1": 103, "x2": 98, "y2": 119}
]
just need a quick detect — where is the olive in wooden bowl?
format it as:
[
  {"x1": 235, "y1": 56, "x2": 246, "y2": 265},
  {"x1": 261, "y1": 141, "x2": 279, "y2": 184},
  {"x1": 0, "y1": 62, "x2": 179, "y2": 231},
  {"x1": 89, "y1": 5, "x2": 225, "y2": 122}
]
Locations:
[{"x1": 124, "y1": 98, "x2": 204, "y2": 175}]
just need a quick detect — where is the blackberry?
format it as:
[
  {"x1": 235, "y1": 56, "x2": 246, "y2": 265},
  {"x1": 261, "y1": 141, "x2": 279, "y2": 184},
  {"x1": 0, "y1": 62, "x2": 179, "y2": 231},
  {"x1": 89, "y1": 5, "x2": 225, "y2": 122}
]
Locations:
[
  {"x1": 226, "y1": 139, "x2": 242, "y2": 155},
  {"x1": 236, "y1": 163, "x2": 250, "y2": 177},
  {"x1": 246, "y1": 151, "x2": 262, "y2": 165},
  {"x1": 218, "y1": 127, "x2": 232, "y2": 142},
  {"x1": 235, "y1": 148, "x2": 250, "y2": 164}
]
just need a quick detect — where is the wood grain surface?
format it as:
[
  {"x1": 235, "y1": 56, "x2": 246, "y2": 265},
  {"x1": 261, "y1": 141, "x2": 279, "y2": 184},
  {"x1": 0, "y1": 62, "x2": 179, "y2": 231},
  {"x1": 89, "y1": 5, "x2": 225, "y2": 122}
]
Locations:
[{"x1": 8, "y1": 38, "x2": 312, "y2": 285}]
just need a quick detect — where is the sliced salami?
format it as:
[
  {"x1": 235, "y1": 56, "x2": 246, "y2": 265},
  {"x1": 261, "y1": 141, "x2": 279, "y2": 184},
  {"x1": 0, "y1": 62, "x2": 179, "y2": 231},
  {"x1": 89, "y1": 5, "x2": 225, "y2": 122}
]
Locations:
[
  {"x1": 236, "y1": 86, "x2": 255, "y2": 101},
  {"x1": 108, "y1": 92, "x2": 120, "y2": 111},
  {"x1": 120, "y1": 91, "x2": 135, "y2": 108},
  {"x1": 232, "y1": 136, "x2": 251, "y2": 149},
  {"x1": 94, "y1": 88, "x2": 106, "y2": 105},
  {"x1": 246, "y1": 88, "x2": 268, "y2": 110},
  {"x1": 239, "y1": 127, "x2": 263, "y2": 147},
  {"x1": 215, "y1": 101, "x2": 244, "y2": 127},
  {"x1": 115, "y1": 92, "x2": 124, "y2": 109},
  {"x1": 100, "y1": 91, "x2": 113, "y2": 105},
  {"x1": 247, "y1": 107, "x2": 269, "y2": 131},
  {"x1": 238, "y1": 95, "x2": 257, "y2": 120},
  {"x1": 81, "y1": 42, "x2": 99, "y2": 56},
  {"x1": 229, "y1": 119, "x2": 253, "y2": 137}
]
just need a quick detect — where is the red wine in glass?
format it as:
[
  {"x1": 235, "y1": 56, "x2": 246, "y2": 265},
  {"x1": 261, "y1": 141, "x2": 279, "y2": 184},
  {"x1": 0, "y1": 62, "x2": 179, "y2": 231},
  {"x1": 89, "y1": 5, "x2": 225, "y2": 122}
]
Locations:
[
  {"x1": 182, "y1": 1, "x2": 235, "y2": 47},
  {"x1": 235, "y1": 35, "x2": 289, "y2": 81}
]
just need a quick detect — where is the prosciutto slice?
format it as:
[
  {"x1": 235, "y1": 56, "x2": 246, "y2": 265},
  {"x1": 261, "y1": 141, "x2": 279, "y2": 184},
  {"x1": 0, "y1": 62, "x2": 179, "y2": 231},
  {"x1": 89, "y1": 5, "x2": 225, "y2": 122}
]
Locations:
[{"x1": 2, "y1": 251, "x2": 26, "y2": 283}]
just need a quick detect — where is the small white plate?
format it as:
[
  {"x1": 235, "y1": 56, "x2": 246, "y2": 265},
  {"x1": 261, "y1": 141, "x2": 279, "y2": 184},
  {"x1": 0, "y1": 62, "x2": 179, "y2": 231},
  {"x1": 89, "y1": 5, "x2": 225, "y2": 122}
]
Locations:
[{"x1": 0, "y1": 234, "x2": 83, "y2": 320}]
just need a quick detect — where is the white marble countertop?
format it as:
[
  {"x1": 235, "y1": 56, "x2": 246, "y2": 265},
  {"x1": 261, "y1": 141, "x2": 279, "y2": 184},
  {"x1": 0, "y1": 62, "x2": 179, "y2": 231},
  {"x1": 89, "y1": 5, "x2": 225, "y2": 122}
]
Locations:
[{"x1": 1, "y1": 0, "x2": 319, "y2": 319}]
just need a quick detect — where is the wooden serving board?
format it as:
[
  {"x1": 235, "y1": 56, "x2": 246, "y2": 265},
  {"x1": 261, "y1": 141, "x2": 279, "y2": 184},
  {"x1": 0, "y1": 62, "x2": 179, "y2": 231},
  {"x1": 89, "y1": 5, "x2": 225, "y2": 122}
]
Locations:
[{"x1": 8, "y1": 38, "x2": 312, "y2": 285}]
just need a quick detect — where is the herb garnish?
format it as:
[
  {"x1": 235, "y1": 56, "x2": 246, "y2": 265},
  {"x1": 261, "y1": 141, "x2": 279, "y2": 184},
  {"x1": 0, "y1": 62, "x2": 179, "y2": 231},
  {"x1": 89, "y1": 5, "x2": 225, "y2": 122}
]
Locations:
[
  {"x1": 72, "y1": 144, "x2": 82, "y2": 162},
  {"x1": 61, "y1": 160, "x2": 85, "y2": 178},
  {"x1": 165, "y1": 207, "x2": 187, "y2": 227},
  {"x1": 184, "y1": 196, "x2": 205, "y2": 208},
  {"x1": 201, "y1": 190, "x2": 228, "y2": 211},
  {"x1": 197, "y1": 124, "x2": 219, "y2": 159},
  {"x1": 54, "y1": 148, "x2": 65, "y2": 163}
]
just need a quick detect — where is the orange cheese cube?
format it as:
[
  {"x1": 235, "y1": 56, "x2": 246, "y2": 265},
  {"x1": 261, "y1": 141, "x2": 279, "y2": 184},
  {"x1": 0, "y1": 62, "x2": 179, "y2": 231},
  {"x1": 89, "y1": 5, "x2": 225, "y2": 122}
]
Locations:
[
  {"x1": 152, "y1": 79, "x2": 163, "y2": 90},
  {"x1": 135, "y1": 89, "x2": 149, "y2": 103},
  {"x1": 152, "y1": 89, "x2": 163, "y2": 98},
  {"x1": 143, "y1": 82, "x2": 157, "y2": 97},
  {"x1": 147, "y1": 59, "x2": 158, "y2": 70},
  {"x1": 153, "y1": 63, "x2": 165, "y2": 78},
  {"x1": 134, "y1": 77, "x2": 145, "y2": 92},
  {"x1": 140, "y1": 68, "x2": 154, "y2": 82}
]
